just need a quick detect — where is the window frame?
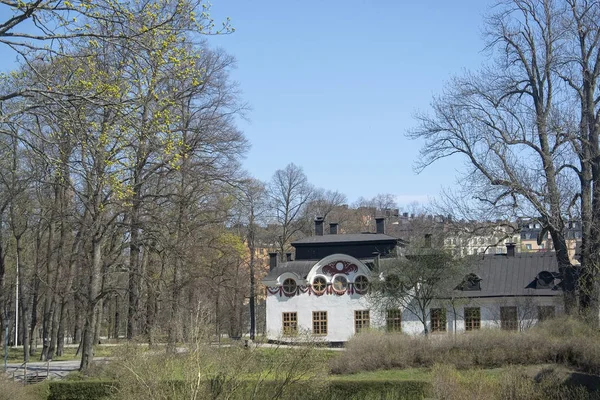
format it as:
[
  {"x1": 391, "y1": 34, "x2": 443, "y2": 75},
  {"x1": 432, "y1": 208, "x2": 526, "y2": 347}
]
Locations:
[
  {"x1": 537, "y1": 305, "x2": 555, "y2": 322},
  {"x1": 464, "y1": 307, "x2": 481, "y2": 331},
  {"x1": 386, "y1": 309, "x2": 402, "y2": 332},
  {"x1": 430, "y1": 308, "x2": 447, "y2": 333},
  {"x1": 332, "y1": 275, "x2": 348, "y2": 293},
  {"x1": 500, "y1": 306, "x2": 518, "y2": 331},
  {"x1": 354, "y1": 310, "x2": 370, "y2": 334},
  {"x1": 312, "y1": 276, "x2": 327, "y2": 295},
  {"x1": 312, "y1": 311, "x2": 327, "y2": 336},
  {"x1": 354, "y1": 275, "x2": 369, "y2": 293},
  {"x1": 282, "y1": 278, "x2": 297, "y2": 295},
  {"x1": 282, "y1": 312, "x2": 298, "y2": 336}
]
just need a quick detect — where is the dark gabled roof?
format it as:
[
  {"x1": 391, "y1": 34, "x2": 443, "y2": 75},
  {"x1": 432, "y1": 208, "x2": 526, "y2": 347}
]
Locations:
[
  {"x1": 455, "y1": 252, "x2": 561, "y2": 298},
  {"x1": 262, "y1": 260, "x2": 318, "y2": 282},
  {"x1": 292, "y1": 233, "x2": 399, "y2": 246}
]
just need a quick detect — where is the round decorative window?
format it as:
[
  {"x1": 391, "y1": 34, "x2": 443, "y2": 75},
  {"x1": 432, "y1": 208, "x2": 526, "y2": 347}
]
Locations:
[
  {"x1": 354, "y1": 275, "x2": 369, "y2": 292},
  {"x1": 332, "y1": 275, "x2": 348, "y2": 292},
  {"x1": 282, "y1": 278, "x2": 297, "y2": 295},
  {"x1": 312, "y1": 276, "x2": 327, "y2": 294}
]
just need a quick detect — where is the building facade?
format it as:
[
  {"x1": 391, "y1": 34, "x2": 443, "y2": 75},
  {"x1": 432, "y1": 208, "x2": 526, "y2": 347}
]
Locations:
[{"x1": 262, "y1": 219, "x2": 565, "y2": 343}]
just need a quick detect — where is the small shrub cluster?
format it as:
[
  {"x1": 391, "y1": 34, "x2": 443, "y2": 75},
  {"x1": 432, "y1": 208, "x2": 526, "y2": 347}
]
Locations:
[
  {"x1": 331, "y1": 317, "x2": 600, "y2": 375},
  {"x1": 431, "y1": 364, "x2": 597, "y2": 400},
  {"x1": 0, "y1": 376, "x2": 46, "y2": 400}
]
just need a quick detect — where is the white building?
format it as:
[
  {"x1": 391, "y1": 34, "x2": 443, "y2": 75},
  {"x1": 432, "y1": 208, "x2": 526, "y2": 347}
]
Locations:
[{"x1": 262, "y1": 219, "x2": 564, "y2": 343}]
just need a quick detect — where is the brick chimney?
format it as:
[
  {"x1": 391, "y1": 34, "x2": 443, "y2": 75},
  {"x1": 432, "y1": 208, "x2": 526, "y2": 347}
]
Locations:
[
  {"x1": 375, "y1": 217, "x2": 385, "y2": 234},
  {"x1": 329, "y1": 223, "x2": 338, "y2": 235},
  {"x1": 269, "y1": 252, "x2": 278, "y2": 271},
  {"x1": 506, "y1": 243, "x2": 516, "y2": 257},
  {"x1": 315, "y1": 217, "x2": 324, "y2": 236}
]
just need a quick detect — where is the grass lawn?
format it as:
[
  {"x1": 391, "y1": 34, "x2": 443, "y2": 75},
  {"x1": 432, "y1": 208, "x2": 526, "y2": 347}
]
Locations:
[
  {"x1": 3, "y1": 344, "x2": 117, "y2": 363},
  {"x1": 330, "y1": 368, "x2": 432, "y2": 382}
]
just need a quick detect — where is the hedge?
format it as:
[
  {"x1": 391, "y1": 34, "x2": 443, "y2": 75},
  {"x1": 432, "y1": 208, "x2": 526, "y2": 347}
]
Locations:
[
  {"x1": 47, "y1": 381, "x2": 116, "y2": 400},
  {"x1": 46, "y1": 379, "x2": 432, "y2": 400}
]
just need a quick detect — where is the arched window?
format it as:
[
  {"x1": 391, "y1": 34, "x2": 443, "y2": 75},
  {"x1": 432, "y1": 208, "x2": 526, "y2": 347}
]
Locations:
[
  {"x1": 312, "y1": 276, "x2": 327, "y2": 294},
  {"x1": 282, "y1": 278, "x2": 297, "y2": 295}
]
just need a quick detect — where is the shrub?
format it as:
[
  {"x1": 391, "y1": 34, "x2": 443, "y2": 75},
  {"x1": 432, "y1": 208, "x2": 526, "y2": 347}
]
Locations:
[
  {"x1": 431, "y1": 364, "x2": 599, "y2": 400},
  {"x1": 331, "y1": 317, "x2": 600, "y2": 375},
  {"x1": 0, "y1": 376, "x2": 46, "y2": 400},
  {"x1": 47, "y1": 381, "x2": 116, "y2": 400}
]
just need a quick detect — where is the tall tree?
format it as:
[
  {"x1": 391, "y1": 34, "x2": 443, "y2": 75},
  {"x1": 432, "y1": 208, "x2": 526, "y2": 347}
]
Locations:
[
  {"x1": 408, "y1": 0, "x2": 580, "y2": 313},
  {"x1": 267, "y1": 163, "x2": 314, "y2": 259}
]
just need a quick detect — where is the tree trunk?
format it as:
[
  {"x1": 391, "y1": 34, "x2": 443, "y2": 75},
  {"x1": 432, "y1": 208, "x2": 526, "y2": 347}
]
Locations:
[{"x1": 80, "y1": 236, "x2": 102, "y2": 371}]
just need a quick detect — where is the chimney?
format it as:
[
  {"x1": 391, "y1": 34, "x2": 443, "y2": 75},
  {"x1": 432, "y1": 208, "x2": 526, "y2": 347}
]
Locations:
[
  {"x1": 269, "y1": 252, "x2": 278, "y2": 271},
  {"x1": 375, "y1": 217, "x2": 385, "y2": 234},
  {"x1": 286, "y1": 252, "x2": 293, "y2": 262},
  {"x1": 329, "y1": 223, "x2": 338, "y2": 235},
  {"x1": 315, "y1": 217, "x2": 324, "y2": 236},
  {"x1": 506, "y1": 243, "x2": 516, "y2": 257},
  {"x1": 424, "y1": 233, "x2": 432, "y2": 247}
]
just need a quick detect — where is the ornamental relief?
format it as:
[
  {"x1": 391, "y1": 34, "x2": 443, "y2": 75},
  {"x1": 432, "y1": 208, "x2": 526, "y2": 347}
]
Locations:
[
  {"x1": 321, "y1": 260, "x2": 358, "y2": 276},
  {"x1": 265, "y1": 276, "x2": 369, "y2": 297}
]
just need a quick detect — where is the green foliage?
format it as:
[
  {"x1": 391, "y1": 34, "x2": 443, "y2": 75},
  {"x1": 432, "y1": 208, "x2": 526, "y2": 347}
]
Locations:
[
  {"x1": 327, "y1": 380, "x2": 432, "y2": 400},
  {"x1": 47, "y1": 381, "x2": 116, "y2": 400}
]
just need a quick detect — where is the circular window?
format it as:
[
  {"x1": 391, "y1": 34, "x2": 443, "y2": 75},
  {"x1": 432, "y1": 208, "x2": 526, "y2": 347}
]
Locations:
[
  {"x1": 282, "y1": 278, "x2": 297, "y2": 295},
  {"x1": 354, "y1": 275, "x2": 369, "y2": 292},
  {"x1": 332, "y1": 275, "x2": 348, "y2": 292},
  {"x1": 312, "y1": 276, "x2": 327, "y2": 294}
]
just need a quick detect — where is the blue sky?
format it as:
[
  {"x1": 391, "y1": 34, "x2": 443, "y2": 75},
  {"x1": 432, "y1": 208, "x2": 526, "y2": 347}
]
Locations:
[
  {"x1": 208, "y1": 0, "x2": 493, "y2": 206},
  {"x1": 0, "y1": 1, "x2": 493, "y2": 207}
]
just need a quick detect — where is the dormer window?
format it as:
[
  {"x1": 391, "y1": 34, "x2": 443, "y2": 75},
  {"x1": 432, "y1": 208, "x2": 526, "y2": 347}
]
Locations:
[
  {"x1": 456, "y1": 273, "x2": 482, "y2": 291},
  {"x1": 282, "y1": 278, "x2": 297, "y2": 295},
  {"x1": 536, "y1": 271, "x2": 555, "y2": 289}
]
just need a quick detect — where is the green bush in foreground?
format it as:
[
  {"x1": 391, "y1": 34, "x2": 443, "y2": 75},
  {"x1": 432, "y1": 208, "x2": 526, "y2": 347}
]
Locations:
[
  {"x1": 44, "y1": 379, "x2": 432, "y2": 400},
  {"x1": 331, "y1": 317, "x2": 600, "y2": 375},
  {"x1": 47, "y1": 381, "x2": 116, "y2": 400}
]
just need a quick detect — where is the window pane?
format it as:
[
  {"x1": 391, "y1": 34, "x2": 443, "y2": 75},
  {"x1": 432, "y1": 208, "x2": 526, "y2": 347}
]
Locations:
[
  {"x1": 500, "y1": 306, "x2": 518, "y2": 331},
  {"x1": 386, "y1": 309, "x2": 402, "y2": 332},
  {"x1": 537, "y1": 306, "x2": 555, "y2": 321},
  {"x1": 312, "y1": 311, "x2": 327, "y2": 335},
  {"x1": 282, "y1": 312, "x2": 298, "y2": 335},
  {"x1": 430, "y1": 308, "x2": 447, "y2": 333},
  {"x1": 464, "y1": 307, "x2": 481, "y2": 331},
  {"x1": 354, "y1": 310, "x2": 370, "y2": 333}
]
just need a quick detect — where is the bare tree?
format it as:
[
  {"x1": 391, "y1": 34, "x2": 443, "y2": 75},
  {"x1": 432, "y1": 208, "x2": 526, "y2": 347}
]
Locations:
[
  {"x1": 408, "y1": 0, "x2": 579, "y2": 313},
  {"x1": 267, "y1": 163, "x2": 314, "y2": 259}
]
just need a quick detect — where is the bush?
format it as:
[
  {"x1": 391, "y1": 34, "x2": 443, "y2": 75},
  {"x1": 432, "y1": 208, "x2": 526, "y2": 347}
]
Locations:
[
  {"x1": 331, "y1": 317, "x2": 600, "y2": 375},
  {"x1": 327, "y1": 380, "x2": 432, "y2": 400},
  {"x1": 0, "y1": 376, "x2": 46, "y2": 400},
  {"x1": 47, "y1": 381, "x2": 116, "y2": 400},
  {"x1": 431, "y1": 364, "x2": 599, "y2": 400}
]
